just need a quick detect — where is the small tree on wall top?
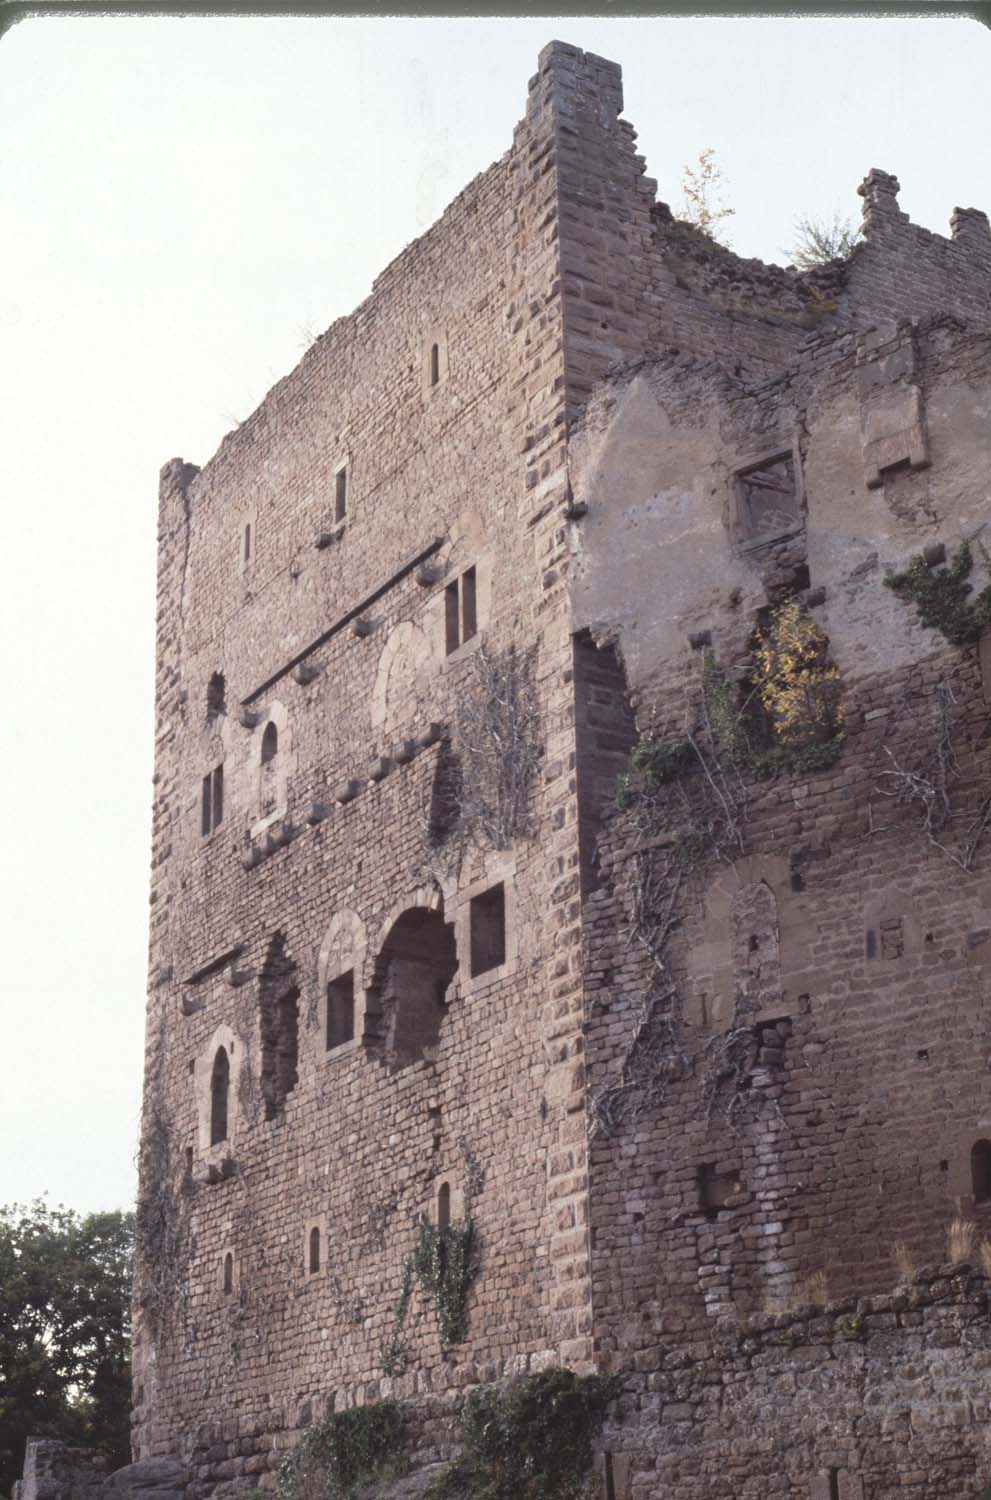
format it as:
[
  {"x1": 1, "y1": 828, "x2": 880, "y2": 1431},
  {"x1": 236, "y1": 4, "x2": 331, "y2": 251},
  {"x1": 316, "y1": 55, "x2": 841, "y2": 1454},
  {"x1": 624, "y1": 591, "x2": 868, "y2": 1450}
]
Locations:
[{"x1": 679, "y1": 148, "x2": 735, "y2": 246}]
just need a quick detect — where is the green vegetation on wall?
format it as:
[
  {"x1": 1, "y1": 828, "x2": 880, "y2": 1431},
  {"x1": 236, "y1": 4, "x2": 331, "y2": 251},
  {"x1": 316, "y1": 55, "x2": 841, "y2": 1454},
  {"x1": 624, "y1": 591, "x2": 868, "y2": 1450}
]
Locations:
[
  {"x1": 884, "y1": 540, "x2": 991, "y2": 645},
  {"x1": 424, "y1": 1368, "x2": 621, "y2": 1500},
  {"x1": 276, "y1": 1402, "x2": 405, "y2": 1500}
]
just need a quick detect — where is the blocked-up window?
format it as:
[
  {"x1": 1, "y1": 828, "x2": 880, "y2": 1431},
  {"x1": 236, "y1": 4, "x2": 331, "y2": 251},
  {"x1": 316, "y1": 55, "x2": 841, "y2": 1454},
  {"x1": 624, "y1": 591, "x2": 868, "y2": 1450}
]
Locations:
[
  {"x1": 470, "y1": 883, "x2": 506, "y2": 978},
  {"x1": 734, "y1": 451, "x2": 803, "y2": 549},
  {"x1": 210, "y1": 1047, "x2": 230, "y2": 1146},
  {"x1": 201, "y1": 765, "x2": 224, "y2": 836},
  {"x1": 445, "y1": 567, "x2": 478, "y2": 655},
  {"x1": 697, "y1": 1162, "x2": 741, "y2": 1220},
  {"x1": 326, "y1": 970, "x2": 356, "y2": 1051}
]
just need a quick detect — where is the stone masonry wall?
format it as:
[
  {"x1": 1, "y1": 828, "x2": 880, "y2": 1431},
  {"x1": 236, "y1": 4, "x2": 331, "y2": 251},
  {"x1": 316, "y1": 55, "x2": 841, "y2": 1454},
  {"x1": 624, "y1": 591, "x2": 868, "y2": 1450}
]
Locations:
[
  {"x1": 138, "y1": 38, "x2": 991, "y2": 1500},
  {"x1": 136, "y1": 42, "x2": 600, "y2": 1480}
]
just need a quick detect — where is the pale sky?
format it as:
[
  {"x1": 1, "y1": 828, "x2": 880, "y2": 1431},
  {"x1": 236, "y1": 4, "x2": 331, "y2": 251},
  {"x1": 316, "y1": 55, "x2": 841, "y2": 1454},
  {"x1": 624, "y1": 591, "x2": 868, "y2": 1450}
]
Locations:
[{"x1": 1, "y1": 12, "x2": 988, "y2": 1215}]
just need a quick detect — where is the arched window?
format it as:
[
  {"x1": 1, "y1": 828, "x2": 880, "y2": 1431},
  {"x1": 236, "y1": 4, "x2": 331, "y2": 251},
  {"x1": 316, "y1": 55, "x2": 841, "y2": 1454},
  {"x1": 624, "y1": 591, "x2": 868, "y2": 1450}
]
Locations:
[
  {"x1": 261, "y1": 722, "x2": 279, "y2": 765},
  {"x1": 308, "y1": 1227, "x2": 321, "y2": 1274},
  {"x1": 972, "y1": 1139, "x2": 991, "y2": 1203},
  {"x1": 371, "y1": 904, "x2": 458, "y2": 1071},
  {"x1": 210, "y1": 1047, "x2": 230, "y2": 1146},
  {"x1": 437, "y1": 1181, "x2": 451, "y2": 1232},
  {"x1": 223, "y1": 1253, "x2": 234, "y2": 1294}
]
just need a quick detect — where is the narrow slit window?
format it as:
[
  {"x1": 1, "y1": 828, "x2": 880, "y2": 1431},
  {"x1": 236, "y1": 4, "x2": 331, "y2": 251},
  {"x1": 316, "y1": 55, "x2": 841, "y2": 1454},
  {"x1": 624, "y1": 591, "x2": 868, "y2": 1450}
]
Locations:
[
  {"x1": 335, "y1": 466, "x2": 348, "y2": 523},
  {"x1": 470, "y1": 883, "x2": 506, "y2": 978},
  {"x1": 461, "y1": 566, "x2": 477, "y2": 643},
  {"x1": 430, "y1": 342, "x2": 440, "y2": 387},
  {"x1": 308, "y1": 1227, "x2": 321, "y2": 1274},
  {"x1": 972, "y1": 1140, "x2": 991, "y2": 1204},
  {"x1": 207, "y1": 671, "x2": 226, "y2": 719},
  {"x1": 327, "y1": 970, "x2": 356, "y2": 1051},
  {"x1": 210, "y1": 1047, "x2": 230, "y2": 1146},
  {"x1": 437, "y1": 1181, "x2": 451, "y2": 1232},
  {"x1": 445, "y1": 582, "x2": 460, "y2": 656},
  {"x1": 201, "y1": 765, "x2": 224, "y2": 836},
  {"x1": 223, "y1": 1253, "x2": 234, "y2": 1295},
  {"x1": 244, "y1": 523, "x2": 252, "y2": 564},
  {"x1": 261, "y1": 722, "x2": 278, "y2": 766}
]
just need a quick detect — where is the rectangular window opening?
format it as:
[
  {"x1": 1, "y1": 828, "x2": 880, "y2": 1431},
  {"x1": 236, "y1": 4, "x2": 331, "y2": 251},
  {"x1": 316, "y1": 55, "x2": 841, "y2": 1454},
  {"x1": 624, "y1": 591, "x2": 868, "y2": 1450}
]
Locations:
[
  {"x1": 735, "y1": 451, "x2": 802, "y2": 550},
  {"x1": 327, "y1": 970, "x2": 356, "y2": 1050},
  {"x1": 335, "y1": 466, "x2": 348, "y2": 523},
  {"x1": 470, "y1": 883, "x2": 506, "y2": 978},
  {"x1": 461, "y1": 566, "x2": 477, "y2": 643},
  {"x1": 202, "y1": 765, "x2": 224, "y2": 836},
  {"x1": 430, "y1": 342, "x2": 440, "y2": 387},
  {"x1": 445, "y1": 581, "x2": 461, "y2": 656},
  {"x1": 244, "y1": 523, "x2": 252, "y2": 564}
]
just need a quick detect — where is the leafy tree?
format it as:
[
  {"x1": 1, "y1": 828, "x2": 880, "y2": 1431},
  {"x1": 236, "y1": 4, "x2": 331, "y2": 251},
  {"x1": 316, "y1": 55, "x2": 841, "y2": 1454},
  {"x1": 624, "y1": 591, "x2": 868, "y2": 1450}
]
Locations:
[
  {"x1": 679, "y1": 147, "x2": 735, "y2": 245},
  {"x1": 0, "y1": 1201, "x2": 133, "y2": 1496},
  {"x1": 788, "y1": 212, "x2": 861, "y2": 268}
]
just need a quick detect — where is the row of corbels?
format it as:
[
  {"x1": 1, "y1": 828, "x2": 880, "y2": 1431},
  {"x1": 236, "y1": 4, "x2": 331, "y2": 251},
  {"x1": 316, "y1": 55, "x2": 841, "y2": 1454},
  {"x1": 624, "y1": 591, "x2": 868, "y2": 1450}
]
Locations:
[
  {"x1": 180, "y1": 960, "x2": 255, "y2": 1012},
  {"x1": 240, "y1": 721, "x2": 447, "y2": 871}
]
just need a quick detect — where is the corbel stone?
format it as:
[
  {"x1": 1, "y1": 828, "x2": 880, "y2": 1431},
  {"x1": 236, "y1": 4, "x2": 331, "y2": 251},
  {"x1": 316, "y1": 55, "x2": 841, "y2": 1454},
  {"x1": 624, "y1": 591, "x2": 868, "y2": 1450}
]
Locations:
[
  {"x1": 334, "y1": 779, "x2": 361, "y2": 804},
  {"x1": 291, "y1": 661, "x2": 321, "y2": 686},
  {"x1": 304, "y1": 800, "x2": 330, "y2": 825},
  {"x1": 352, "y1": 616, "x2": 375, "y2": 637},
  {"x1": 238, "y1": 705, "x2": 261, "y2": 729},
  {"x1": 416, "y1": 722, "x2": 446, "y2": 748},
  {"x1": 392, "y1": 739, "x2": 417, "y2": 764}
]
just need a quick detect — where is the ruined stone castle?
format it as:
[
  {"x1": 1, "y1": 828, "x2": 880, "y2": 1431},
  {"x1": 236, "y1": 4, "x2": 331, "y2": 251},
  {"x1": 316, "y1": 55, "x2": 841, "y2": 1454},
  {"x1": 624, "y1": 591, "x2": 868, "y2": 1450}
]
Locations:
[{"x1": 133, "y1": 40, "x2": 991, "y2": 1500}]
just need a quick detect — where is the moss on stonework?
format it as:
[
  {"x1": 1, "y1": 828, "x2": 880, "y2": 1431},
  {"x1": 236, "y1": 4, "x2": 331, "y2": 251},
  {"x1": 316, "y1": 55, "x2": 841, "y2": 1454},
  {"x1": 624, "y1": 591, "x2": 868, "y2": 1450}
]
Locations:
[
  {"x1": 277, "y1": 1401, "x2": 406, "y2": 1500},
  {"x1": 423, "y1": 1368, "x2": 621, "y2": 1500},
  {"x1": 885, "y1": 540, "x2": 991, "y2": 645}
]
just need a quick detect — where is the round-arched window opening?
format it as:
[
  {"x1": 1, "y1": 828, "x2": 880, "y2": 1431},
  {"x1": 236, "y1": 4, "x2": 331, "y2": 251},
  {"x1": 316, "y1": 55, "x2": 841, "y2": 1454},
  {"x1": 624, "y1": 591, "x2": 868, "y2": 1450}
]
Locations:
[
  {"x1": 971, "y1": 1139, "x2": 991, "y2": 1204},
  {"x1": 308, "y1": 1227, "x2": 321, "y2": 1274},
  {"x1": 261, "y1": 722, "x2": 279, "y2": 765},
  {"x1": 223, "y1": 1253, "x2": 234, "y2": 1295},
  {"x1": 210, "y1": 1047, "x2": 230, "y2": 1147},
  {"x1": 371, "y1": 904, "x2": 458, "y2": 1072}
]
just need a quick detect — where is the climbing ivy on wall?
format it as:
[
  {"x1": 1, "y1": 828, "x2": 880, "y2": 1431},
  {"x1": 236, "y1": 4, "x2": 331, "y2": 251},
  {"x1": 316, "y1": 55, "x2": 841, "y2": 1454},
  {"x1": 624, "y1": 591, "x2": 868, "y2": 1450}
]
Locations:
[
  {"x1": 423, "y1": 1368, "x2": 621, "y2": 1500},
  {"x1": 276, "y1": 1402, "x2": 406, "y2": 1500},
  {"x1": 380, "y1": 1153, "x2": 484, "y2": 1374},
  {"x1": 884, "y1": 540, "x2": 991, "y2": 645}
]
